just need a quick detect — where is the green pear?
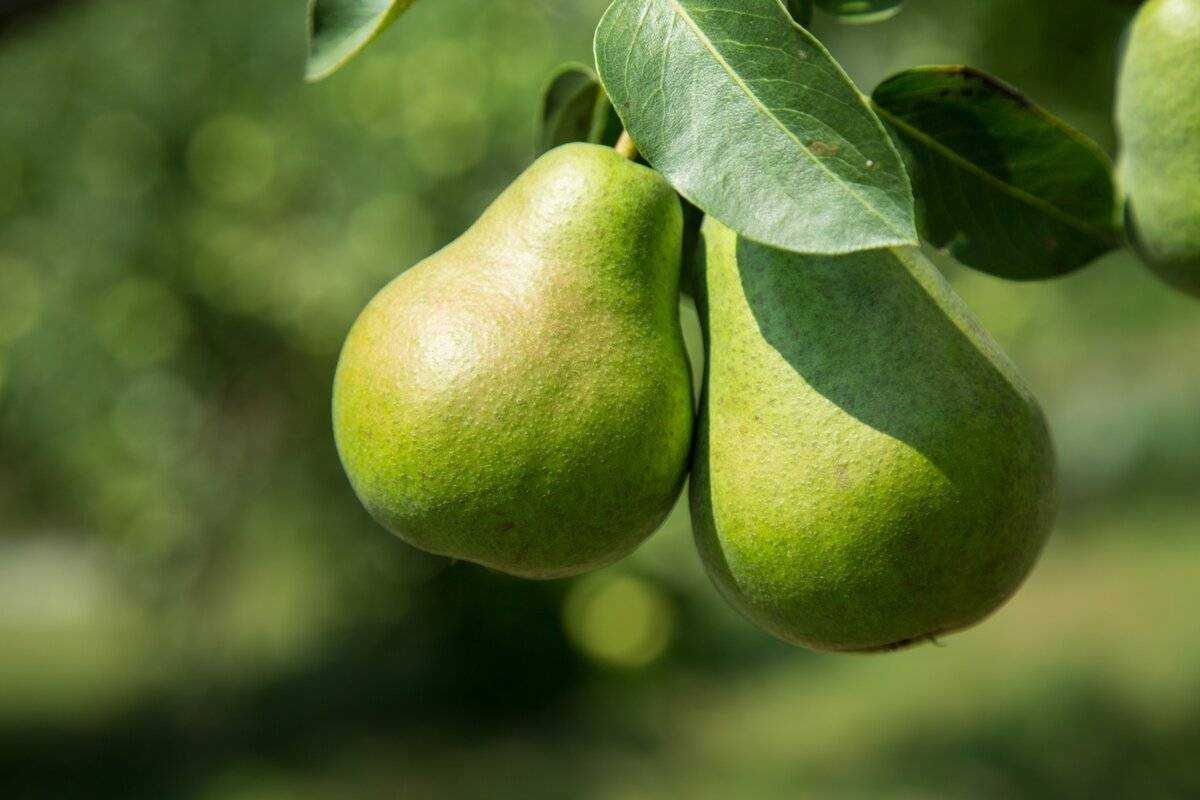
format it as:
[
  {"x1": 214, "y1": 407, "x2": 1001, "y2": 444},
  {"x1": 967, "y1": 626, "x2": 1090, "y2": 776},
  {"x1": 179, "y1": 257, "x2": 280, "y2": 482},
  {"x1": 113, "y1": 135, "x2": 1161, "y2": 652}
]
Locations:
[
  {"x1": 690, "y1": 218, "x2": 1057, "y2": 651},
  {"x1": 1116, "y1": 0, "x2": 1200, "y2": 297},
  {"x1": 333, "y1": 143, "x2": 692, "y2": 579}
]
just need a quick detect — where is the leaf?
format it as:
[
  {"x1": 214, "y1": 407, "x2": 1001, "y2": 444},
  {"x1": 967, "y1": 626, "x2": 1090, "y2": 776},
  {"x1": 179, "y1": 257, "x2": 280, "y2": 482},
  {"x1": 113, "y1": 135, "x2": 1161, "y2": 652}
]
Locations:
[
  {"x1": 594, "y1": 0, "x2": 917, "y2": 255},
  {"x1": 306, "y1": 0, "x2": 417, "y2": 82},
  {"x1": 785, "y1": 0, "x2": 814, "y2": 27},
  {"x1": 537, "y1": 64, "x2": 624, "y2": 156},
  {"x1": 872, "y1": 66, "x2": 1121, "y2": 280},
  {"x1": 814, "y1": 0, "x2": 905, "y2": 25}
]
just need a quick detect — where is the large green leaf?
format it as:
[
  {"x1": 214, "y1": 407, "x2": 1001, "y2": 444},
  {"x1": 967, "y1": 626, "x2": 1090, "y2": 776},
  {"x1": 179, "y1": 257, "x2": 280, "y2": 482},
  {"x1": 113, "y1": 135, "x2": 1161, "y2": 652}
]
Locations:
[
  {"x1": 537, "y1": 64, "x2": 623, "y2": 156},
  {"x1": 306, "y1": 0, "x2": 417, "y2": 82},
  {"x1": 872, "y1": 66, "x2": 1120, "y2": 280},
  {"x1": 595, "y1": 0, "x2": 917, "y2": 255}
]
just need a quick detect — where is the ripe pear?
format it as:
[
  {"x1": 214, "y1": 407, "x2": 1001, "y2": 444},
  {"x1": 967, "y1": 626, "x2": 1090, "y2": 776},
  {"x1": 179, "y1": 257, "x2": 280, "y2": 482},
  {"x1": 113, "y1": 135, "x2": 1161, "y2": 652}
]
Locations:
[
  {"x1": 1116, "y1": 0, "x2": 1200, "y2": 297},
  {"x1": 690, "y1": 218, "x2": 1057, "y2": 651},
  {"x1": 333, "y1": 143, "x2": 693, "y2": 579}
]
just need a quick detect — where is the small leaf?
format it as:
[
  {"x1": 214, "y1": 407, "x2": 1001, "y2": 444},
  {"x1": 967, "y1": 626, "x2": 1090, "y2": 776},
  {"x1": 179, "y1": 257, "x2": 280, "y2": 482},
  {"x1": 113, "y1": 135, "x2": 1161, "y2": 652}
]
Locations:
[
  {"x1": 595, "y1": 0, "x2": 916, "y2": 255},
  {"x1": 785, "y1": 0, "x2": 814, "y2": 27},
  {"x1": 872, "y1": 66, "x2": 1120, "y2": 280},
  {"x1": 537, "y1": 64, "x2": 623, "y2": 156},
  {"x1": 815, "y1": 0, "x2": 905, "y2": 25},
  {"x1": 306, "y1": 0, "x2": 417, "y2": 82}
]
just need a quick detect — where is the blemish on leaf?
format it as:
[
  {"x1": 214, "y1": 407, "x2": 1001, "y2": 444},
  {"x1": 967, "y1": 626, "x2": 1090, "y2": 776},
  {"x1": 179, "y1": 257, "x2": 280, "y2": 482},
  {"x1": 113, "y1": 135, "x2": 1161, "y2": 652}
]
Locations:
[{"x1": 809, "y1": 140, "x2": 841, "y2": 157}]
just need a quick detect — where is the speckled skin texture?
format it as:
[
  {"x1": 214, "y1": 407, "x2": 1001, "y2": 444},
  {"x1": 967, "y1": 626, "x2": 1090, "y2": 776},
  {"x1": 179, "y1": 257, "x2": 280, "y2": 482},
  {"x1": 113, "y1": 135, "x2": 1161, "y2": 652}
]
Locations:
[
  {"x1": 690, "y1": 218, "x2": 1057, "y2": 651},
  {"x1": 1117, "y1": 0, "x2": 1200, "y2": 296},
  {"x1": 333, "y1": 144, "x2": 692, "y2": 579}
]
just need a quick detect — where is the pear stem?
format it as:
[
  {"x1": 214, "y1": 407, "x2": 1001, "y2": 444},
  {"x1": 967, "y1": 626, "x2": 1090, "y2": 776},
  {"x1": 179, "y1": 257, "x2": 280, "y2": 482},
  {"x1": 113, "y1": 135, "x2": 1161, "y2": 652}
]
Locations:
[{"x1": 614, "y1": 130, "x2": 639, "y2": 161}]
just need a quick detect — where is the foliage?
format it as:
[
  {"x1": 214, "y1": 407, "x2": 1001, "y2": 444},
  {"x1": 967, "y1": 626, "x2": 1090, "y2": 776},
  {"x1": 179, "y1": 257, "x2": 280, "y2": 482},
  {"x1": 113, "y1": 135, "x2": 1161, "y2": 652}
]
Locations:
[
  {"x1": 306, "y1": 0, "x2": 419, "y2": 81},
  {"x1": 309, "y1": 0, "x2": 1120, "y2": 276},
  {"x1": 594, "y1": 0, "x2": 916, "y2": 255},
  {"x1": 873, "y1": 66, "x2": 1121, "y2": 279},
  {"x1": 536, "y1": 63, "x2": 622, "y2": 155}
]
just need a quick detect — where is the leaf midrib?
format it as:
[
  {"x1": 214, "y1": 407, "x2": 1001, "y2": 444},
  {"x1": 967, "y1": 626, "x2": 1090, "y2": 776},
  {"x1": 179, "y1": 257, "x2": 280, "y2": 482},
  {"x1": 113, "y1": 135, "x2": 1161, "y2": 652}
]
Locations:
[
  {"x1": 872, "y1": 103, "x2": 1120, "y2": 245},
  {"x1": 663, "y1": 0, "x2": 909, "y2": 242}
]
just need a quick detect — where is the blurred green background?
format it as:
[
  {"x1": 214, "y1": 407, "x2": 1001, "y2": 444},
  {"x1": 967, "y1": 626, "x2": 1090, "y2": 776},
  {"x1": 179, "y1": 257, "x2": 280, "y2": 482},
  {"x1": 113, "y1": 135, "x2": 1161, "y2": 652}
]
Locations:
[{"x1": 1, "y1": 0, "x2": 1198, "y2": 797}]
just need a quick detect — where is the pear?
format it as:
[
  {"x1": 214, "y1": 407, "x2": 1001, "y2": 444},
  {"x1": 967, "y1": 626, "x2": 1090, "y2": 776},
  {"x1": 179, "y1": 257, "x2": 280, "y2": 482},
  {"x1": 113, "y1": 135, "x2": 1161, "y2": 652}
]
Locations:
[
  {"x1": 690, "y1": 218, "x2": 1057, "y2": 651},
  {"x1": 1116, "y1": 0, "x2": 1200, "y2": 297},
  {"x1": 333, "y1": 143, "x2": 693, "y2": 579}
]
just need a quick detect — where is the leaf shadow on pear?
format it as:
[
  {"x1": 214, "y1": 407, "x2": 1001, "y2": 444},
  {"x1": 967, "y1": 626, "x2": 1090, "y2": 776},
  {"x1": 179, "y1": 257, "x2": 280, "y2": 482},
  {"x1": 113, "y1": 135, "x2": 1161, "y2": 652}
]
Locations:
[{"x1": 690, "y1": 230, "x2": 1056, "y2": 651}]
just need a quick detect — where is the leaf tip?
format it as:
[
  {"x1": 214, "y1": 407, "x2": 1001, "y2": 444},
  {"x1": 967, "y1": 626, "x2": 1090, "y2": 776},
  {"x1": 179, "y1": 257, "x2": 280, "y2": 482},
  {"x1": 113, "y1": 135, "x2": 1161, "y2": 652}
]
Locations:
[{"x1": 303, "y1": 64, "x2": 328, "y2": 83}]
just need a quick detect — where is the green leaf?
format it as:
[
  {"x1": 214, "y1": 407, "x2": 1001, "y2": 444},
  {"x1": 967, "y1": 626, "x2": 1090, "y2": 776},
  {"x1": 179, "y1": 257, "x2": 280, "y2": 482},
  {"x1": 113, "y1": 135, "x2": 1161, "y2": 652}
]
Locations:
[
  {"x1": 785, "y1": 0, "x2": 814, "y2": 27},
  {"x1": 305, "y1": 0, "x2": 417, "y2": 82},
  {"x1": 814, "y1": 0, "x2": 905, "y2": 25},
  {"x1": 594, "y1": 0, "x2": 917, "y2": 255},
  {"x1": 872, "y1": 66, "x2": 1121, "y2": 280},
  {"x1": 537, "y1": 64, "x2": 623, "y2": 156}
]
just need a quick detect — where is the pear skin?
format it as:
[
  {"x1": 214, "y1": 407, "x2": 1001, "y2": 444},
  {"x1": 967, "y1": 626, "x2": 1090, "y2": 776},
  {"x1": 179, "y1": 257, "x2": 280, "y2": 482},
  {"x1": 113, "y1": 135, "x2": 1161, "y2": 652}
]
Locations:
[
  {"x1": 1116, "y1": 0, "x2": 1200, "y2": 297},
  {"x1": 691, "y1": 218, "x2": 1057, "y2": 651},
  {"x1": 334, "y1": 143, "x2": 692, "y2": 579}
]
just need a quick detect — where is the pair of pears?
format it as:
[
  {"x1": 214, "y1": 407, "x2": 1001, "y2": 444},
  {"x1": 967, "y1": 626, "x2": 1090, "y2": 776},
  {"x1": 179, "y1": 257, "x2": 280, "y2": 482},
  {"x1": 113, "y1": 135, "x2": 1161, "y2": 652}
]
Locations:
[
  {"x1": 333, "y1": 142, "x2": 1057, "y2": 652},
  {"x1": 1116, "y1": 0, "x2": 1200, "y2": 297}
]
